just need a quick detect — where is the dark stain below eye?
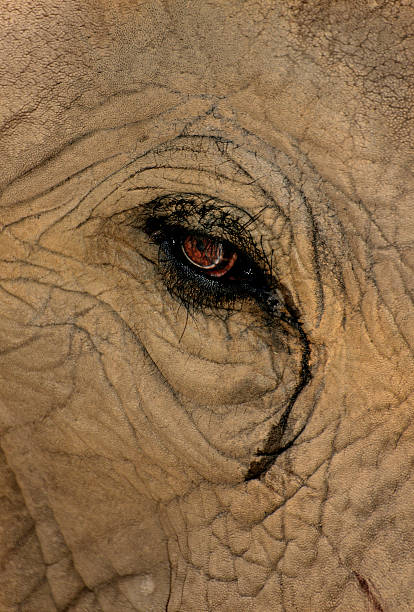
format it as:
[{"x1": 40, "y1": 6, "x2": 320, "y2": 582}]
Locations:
[
  {"x1": 354, "y1": 572, "x2": 384, "y2": 612},
  {"x1": 181, "y1": 234, "x2": 237, "y2": 278},
  {"x1": 245, "y1": 316, "x2": 311, "y2": 481}
]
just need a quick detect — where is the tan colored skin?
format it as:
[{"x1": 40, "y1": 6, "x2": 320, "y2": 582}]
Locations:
[{"x1": 1, "y1": 1, "x2": 414, "y2": 610}]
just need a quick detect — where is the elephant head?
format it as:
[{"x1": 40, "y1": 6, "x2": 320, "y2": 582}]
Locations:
[{"x1": 0, "y1": 2, "x2": 413, "y2": 610}]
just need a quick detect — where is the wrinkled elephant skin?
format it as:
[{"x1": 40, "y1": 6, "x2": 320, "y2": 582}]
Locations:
[{"x1": 0, "y1": 2, "x2": 413, "y2": 611}]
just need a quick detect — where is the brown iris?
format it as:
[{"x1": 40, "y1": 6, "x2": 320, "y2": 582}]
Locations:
[{"x1": 181, "y1": 234, "x2": 237, "y2": 278}]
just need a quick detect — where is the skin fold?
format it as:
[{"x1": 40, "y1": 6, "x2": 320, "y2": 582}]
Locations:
[{"x1": 0, "y1": 1, "x2": 413, "y2": 610}]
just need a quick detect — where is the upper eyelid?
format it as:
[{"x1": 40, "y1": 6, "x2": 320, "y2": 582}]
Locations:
[{"x1": 141, "y1": 199, "x2": 270, "y2": 262}]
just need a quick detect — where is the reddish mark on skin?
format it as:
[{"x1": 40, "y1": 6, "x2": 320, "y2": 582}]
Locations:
[
  {"x1": 354, "y1": 573, "x2": 384, "y2": 612},
  {"x1": 182, "y1": 234, "x2": 237, "y2": 277}
]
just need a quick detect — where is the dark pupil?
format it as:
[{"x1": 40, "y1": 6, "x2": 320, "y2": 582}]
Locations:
[
  {"x1": 181, "y1": 234, "x2": 238, "y2": 278},
  {"x1": 182, "y1": 235, "x2": 222, "y2": 268}
]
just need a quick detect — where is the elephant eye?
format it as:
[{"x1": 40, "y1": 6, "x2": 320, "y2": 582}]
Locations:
[
  {"x1": 181, "y1": 234, "x2": 238, "y2": 278},
  {"x1": 145, "y1": 222, "x2": 272, "y2": 311},
  {"x1": 134, "y1": 194, "x2": 285, "y2": 314}
]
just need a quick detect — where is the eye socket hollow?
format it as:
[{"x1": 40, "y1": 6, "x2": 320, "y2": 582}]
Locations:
[{"x1": 181, "y1": 234, "x2": 238, "y2": 278}]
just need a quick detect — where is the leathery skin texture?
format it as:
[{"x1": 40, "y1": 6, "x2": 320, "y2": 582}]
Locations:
[{"x1": 0, "y1": 1, "x2": 413, "y2": 610}]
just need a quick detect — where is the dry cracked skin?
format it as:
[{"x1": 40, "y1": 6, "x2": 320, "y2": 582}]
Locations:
[{"x1": 0, "y1": 1, "x2": 413, "y2": 610}]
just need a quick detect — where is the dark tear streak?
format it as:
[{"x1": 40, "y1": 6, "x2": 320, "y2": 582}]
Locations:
[
  {"x1": 354, "y1": 573, "x2": 384, "y2": 612},
  {"x1": 244, "y1": 314, "x2": 311, "y2": 481}
]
